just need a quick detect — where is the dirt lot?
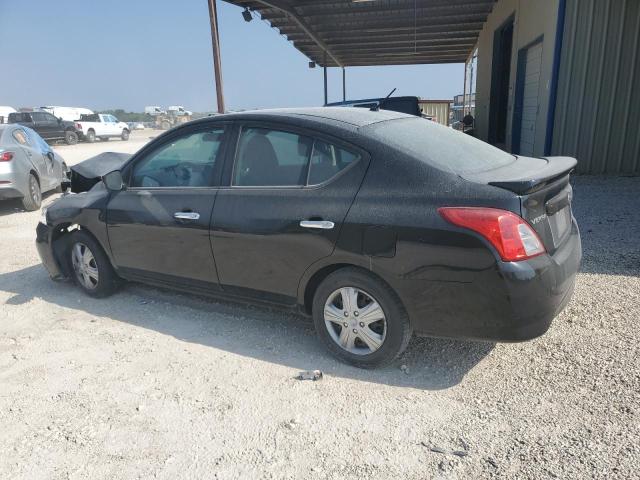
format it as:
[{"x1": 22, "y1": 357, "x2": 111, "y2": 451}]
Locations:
[{"x1": 0, "y1": 135, "x2": 638, "y2": 479}]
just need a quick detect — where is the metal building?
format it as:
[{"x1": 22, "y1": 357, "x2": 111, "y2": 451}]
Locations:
[{"x1": 220, "y1": 0, "x2": 640, "y2": 174}]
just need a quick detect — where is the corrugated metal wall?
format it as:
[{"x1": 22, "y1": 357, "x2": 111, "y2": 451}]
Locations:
[
  {"x1": 552, "y1": 0, "x2": 640, "y2": 174},
  {"x1": 419, "y1": 102, "x2": 450, "y2": 126}
]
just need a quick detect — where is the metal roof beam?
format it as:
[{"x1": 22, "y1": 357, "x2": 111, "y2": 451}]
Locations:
[
  {"x1": 274, "y1": 2, "x2": 495, "y2": 19},
  {"x1": 249, "y1": 0, "x2": 343, "y2": 67}
]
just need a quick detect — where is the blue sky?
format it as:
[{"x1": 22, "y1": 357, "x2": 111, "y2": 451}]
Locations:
[{"x1": 0, "y1": 0, "x2": 464, "y2": 112}]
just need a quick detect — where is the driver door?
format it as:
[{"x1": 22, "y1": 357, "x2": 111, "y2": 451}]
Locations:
[{"x1": 106, "y1": 125, "x2": 228, "y2": 289}]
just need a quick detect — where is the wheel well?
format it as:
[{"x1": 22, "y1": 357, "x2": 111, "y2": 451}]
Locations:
[
  {"x1": 303, "y1": 263, "x2": 361, "y2": 314},
  {"x1": 88, "y1": 128, "x2": 95, "y2": 133},
  {"x1": 50, "y1": 224, "x2": 104, "y2": 277},
  {"x1": 29, "y1": 170, "x2": 40, "y2": 186}
]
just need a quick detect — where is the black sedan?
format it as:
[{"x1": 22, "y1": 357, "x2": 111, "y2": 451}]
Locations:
[{"x1": 36, "y1": 108, "x2": 581, "y2": 368}]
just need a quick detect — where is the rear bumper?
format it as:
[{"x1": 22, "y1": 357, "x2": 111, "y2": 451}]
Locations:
[
  {"x1": 404, "y1": 219, "x2": 582, "y2": 342},
  {"x1": 0, "y1": 184, "x2": 24, "y2": 200},
  {"x1": 0, "y1": 170, "x2": 24, "y2": 199},
  {"x1": 36, "y1": 222, "x2": 65, "y2": 279}
]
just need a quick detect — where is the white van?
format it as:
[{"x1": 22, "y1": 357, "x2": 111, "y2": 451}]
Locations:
[
  {"x1": 39, "y1": 106, "x2": 94, "y2": 122},
  {"x1": 0, "y1": 106, "x2": 17, "y2": 123}
]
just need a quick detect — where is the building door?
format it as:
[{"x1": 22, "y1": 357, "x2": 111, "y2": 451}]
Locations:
[
  {"x1": 488, "y1": 17, "x2": 514, "y2": 147},
  {"x1": 513, "y1": 40, "x2": 543, "y2": 157}
]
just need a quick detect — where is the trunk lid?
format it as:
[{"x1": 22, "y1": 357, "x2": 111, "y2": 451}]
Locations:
[{"x1": 463, "y1": 156, "x2": 577, "y2": 254}]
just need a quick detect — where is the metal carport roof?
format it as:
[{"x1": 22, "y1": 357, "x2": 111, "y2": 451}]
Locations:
[{"x1": 222, "y1": 0, "x2": 496, "y2": 67}]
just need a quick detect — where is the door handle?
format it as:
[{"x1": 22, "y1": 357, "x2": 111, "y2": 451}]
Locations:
[
  {"x1": 300, "y1": 220, "x2": 334, "y2": 230},
  {"x1": 174, "y1": 212, "x2": 200, "y2": 221}
]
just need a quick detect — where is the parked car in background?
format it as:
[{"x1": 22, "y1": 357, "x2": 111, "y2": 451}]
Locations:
[
  {"x1": 75, "y1": 114, "x2": 130, "y2": 143},
  {"x1": 327, "y1": 96, "x2": 422, "y2": 117},
  {"x1": 0, "y1": 106, "x2": 17, "y2": 124},
  {"x1": 39, "y1": 106, "x2": 94, "y2": 122},
  {"x1": 0, "y1": 124, "x2": 68, "y2": 210},
  {"x1": 35, "y1": 108, "x2": 581, "y2": 368},
  {"x1": 8, "y1": 111, "x2": 79, "y2": 145}
]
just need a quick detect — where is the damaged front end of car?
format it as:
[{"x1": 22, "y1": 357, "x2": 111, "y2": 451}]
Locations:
[{"x1": 36, "y1": 152, "x2": 131, "y2": 280}]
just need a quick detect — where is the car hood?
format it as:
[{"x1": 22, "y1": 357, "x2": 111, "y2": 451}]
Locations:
[{"x1": 70, "y1": 151, "x2": 131, "y2": 193}]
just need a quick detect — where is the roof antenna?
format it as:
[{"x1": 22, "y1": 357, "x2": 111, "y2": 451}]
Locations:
[{"x1": 371, "y1": 88, "x2": 397, "y2": 111}]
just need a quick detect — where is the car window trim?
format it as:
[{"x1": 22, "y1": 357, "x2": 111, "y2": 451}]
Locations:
[
  {"x1": 226, "y1": 120, "x2": 365, "y2": 190},
  {"x1": 124, "y1": 122, "x2": 231, "y2": 190}
]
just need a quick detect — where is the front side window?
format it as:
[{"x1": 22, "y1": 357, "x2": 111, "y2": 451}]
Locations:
[
  {"x1": 31, "y1": 112, "x2": 47, "y2": 123},
  {"x1": 44, "y1": 113, "x2": 58, "y2": 124},
  {"x1": 233, "y1": 127, "x2": 312, "y2": 187},
  {"x1": 130, "y1": 128, "x2": 225, "y2": 188}
]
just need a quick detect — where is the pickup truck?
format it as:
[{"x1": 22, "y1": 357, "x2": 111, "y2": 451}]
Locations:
[
  {"x1": 8, "y1": 111, "x2": 80, "y2": 145},
  {"x1": 75, "y1": 114, "x2": 130, "y2": 143}
]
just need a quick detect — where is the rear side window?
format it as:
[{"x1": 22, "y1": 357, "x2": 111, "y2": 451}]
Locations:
[
  {"x1": 12, "y1": 128, "x2": 30, "y2": 145},
  {"x1": 366, "y1": 117, "x2": 516, "y2": 174},
  {"x1": 233, "y1": 127, "x2": 312, "y2": 186},
  {"x1": 308, "y1": 140, "x2": 359, "y2": 185},
  {"x1": 233, "y1": 127, "x2": 360, "y2": 187}
]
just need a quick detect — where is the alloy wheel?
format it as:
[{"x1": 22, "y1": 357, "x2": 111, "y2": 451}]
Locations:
[
  {"x1": 323, "y1": 287, "x2": 387, "y2": 355},
  {"x1": 29, "y1": 175, "x2": 41, "y2": 205},
  {"x1": 71, "y1": 242, "x2": 99, "y2": 290}
]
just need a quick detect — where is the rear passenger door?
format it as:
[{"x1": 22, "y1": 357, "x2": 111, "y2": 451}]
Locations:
[{"x1": 210, "y1": 122, "x2": 370, "y2": 304}]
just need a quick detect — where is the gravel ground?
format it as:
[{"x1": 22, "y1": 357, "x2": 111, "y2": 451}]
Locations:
[{"x1": 0, "y1": 136, "x2": 638, "y2": 479}]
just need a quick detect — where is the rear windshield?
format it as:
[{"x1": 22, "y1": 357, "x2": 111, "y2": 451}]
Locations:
[
  {"x1": 366, "y1": 117, "x2": 516, "y2": 174},
  {"x1": 80, "y1": 114, "x2": 99, "y2": 122}
]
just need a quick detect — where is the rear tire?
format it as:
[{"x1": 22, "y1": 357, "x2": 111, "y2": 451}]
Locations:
[
  {"x1": 86, "y1": 130, "x2": 96, "y2": 143},
  {"x1": 65, "y1": 130, "x2": 78, "y2": 145},
  {"x1": 121, "y1": 129, "x2": 130, "y2": 141},
  {"x1": 66, "y1": 230, "x2": 119, "y2": 298},
  {"x1": 21, "y1": 173, "x2": 41, "y2": 211},
  {"x1": 312, "y1": 267, "x2": 412, "y2": 368},
  {"x1": 161, "y1": 121, "x2": 171, "y2": 130}
]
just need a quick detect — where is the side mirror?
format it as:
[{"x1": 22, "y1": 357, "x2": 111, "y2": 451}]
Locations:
[
  {"x1": 103, "y1": 170, "x2": 125, "y2": 191},
  {"x1": 47, "y1": 151, "x2": 55, "y2": 161}
]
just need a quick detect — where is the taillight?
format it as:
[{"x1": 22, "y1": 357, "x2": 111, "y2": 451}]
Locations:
[
  {"x1": 0, "y1": 151, "x2": 14, "y2": 162},
  {"x1": 75, "y1": 123, "x2": 82, "y2": 130},
  {"x1": 438, "y1": 207, "x2": 545, "y2": 262}
]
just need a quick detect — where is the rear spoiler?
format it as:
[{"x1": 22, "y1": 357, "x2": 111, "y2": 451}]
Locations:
[{"x1": 486, "y1": 156, "x2": 577, "y2": 195}]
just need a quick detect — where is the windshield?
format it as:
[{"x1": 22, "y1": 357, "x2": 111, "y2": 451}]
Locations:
[{"x1": 366, "y1": 117, "x2": 516, "y2": 174}]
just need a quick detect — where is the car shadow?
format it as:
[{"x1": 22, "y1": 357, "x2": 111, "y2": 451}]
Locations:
[
  {"x1": 0, "y1": 264, "x2": 494, "y2": 390},
  {"x1": 0, "y1": 192, "x2": 58, "y2": 217}
]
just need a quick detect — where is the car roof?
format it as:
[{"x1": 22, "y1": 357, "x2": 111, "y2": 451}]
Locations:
[{"x1": 202, "y1": 107, "x2": 412, "y2": 128}]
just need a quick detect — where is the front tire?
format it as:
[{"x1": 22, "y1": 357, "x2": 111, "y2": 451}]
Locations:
[
  {"x1": 65, "y1": 130, "x2": 78, "y2": 145},
  {"x1": 312, "y1": 268, "x2": 412, "y2": 368},
  {"x1": 21, "y1": 173, "x2": 41, "y2": 211},
  {"x1": 121, "y1": 129, "x2": 130, "y2": 141},
  {"x1": 67, "y1": 230, "x2": 119, "y2": 298}
]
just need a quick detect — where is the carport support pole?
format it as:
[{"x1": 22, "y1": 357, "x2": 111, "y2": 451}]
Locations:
[
  {"x1": 342, "y1": 67, "x2": 346, "y2": 101},
  {"x1": 323, "y1": 68, "x2": 328, "y2": 105},
  {"x1": 462, "y1": 59, "x2": 468, "y2": 115},
  {"x1": 323, "y1": 51, "x2": 328, "y2": 105},
  {"x1": 207, "y1": 0, "x2": 225, "y2": 113}
]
